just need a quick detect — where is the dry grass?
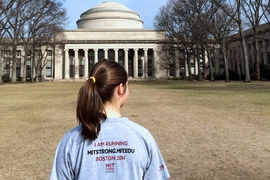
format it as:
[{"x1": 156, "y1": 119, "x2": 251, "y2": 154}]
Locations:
[{"x1": 0, "y1": 80, "x2": 270, "y2": 180}]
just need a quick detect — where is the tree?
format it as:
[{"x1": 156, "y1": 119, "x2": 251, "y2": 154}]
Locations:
[
  {"x1": 157, "y1": 43, "x2": 180, "y2": 79},
  {"x1": 155, "y1": 0, "x2": 224, "y2": 81},
  {"x1": 2, "y1": 0, "x2": 33, "y2": 83},
  {"x1": 1, "y1": 0, "x2": 67, "y2": 83},
  {"x1": 0, "y1": 0, "x2": 14, "y2": 84},
  {"x1": 154, "y1": 0, "x2": 203, "y2": 80},
  {"x1": 242, "y1": 0, "x2": 270, "y2": 80},
  {"x1": 0, "y1": 0, "x2": 5, "y2": 84},
  {"x1": 19, "y1": 0, "x2": 67, "y2": 82},
  {"x1": 208, "y1": 6, "x2": 236, "y2": 82},
  {"x1": 185, "y1": 0, "x2": 221, "y2": 81},
  {"x1": 212, "y1": 0, "x2": 251, "y2": 82}
]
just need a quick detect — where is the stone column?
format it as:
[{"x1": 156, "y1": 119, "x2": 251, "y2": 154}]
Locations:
[
  {"x1": 74, "y1": 49, "x2": 79, "y2": 79},
  {"x1": 94, "y1": 49, "x2": 98, "y2": 64},
  {"x1": 144, "y1": 48, "x2": 148, "y2": 78},
  {"x1": 134, "y1": 48, "x2": 138, "y2": 78},
  {"x1": 114, "y1": 48, "x2": 119, "y2": 62},
  {"x1": 104, "y1": 48, "x2": 108, "y2": 59},
  {"x1": 84, "y1": 49, "x2": 88, "y2": 79},
  {"x1": 185, "y1": 59, "x2": 189, "y2": 76},
  {"x1": 20, "y1": 50, "x2": 24, "y2": 78},
  {"x1": 124, "y1": 48, "x2": 129, "y2": 75},
  {"x1": 64, "y1": 49, "x2": 70, "y2": 79},
  {"x1": 42, "y1": 51, "x2": 47, "y2": 80}
]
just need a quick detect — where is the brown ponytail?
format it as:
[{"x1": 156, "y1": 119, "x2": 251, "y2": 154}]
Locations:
[{"x1": 76, "y1": 59, "x2": 128, "y2": 140}]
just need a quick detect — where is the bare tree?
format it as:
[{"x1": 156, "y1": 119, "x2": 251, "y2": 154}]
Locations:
[
  {"x1": 0, "y1": 0, "x2": 15, "y2": 84},
  {"x1": 2, "y1": 0, "x2": 34, "y2": 83},
  {"x1": 182, "y1": 0, "x2": 221, "y2": 81},
  {"x1": 242, "y1": 0, "x2": 270, "y2": 80},
  {"x1": 0, "y1": 0, "x2": 5, "y2": 84},
  {"x1": 19, "y1": 0, "x2": 67, "y2": 82},
  {"x1": 155, "y1": 0, "x2": 227, "y2": 81},
  {"x1": 208, "y1": 6, "x2": 236, "y2": 82},
  {"x1": 212, "y1": 0, "x2": 251, "y2": 82},
  {"x1": 157, "y1": 43, "x2": 180, "y2": 79},
  {"x1": 1, "y1": 0, "x2": 66, "y2": 83},
  {"x1": 154, "y1": 0, "x2": 202, "y2": 80}
]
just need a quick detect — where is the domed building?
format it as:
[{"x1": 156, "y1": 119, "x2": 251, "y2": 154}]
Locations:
[{"x1": 53, "y1": 1, "x2": 166, "y2": 80}]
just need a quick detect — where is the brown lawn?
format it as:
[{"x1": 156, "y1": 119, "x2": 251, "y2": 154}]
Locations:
[{"x1": 0, "y1": 80, "x2": 270, "y2": 180}]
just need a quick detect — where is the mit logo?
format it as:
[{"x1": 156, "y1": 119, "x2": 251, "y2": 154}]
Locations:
[{"x1": 106, "y1": 163, "x2": 115, "y2": 173}]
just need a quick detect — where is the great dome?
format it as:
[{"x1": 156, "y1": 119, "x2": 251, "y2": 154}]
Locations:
[{"x1": 76, "y1": 1, "x2": 144, "y2": 29}]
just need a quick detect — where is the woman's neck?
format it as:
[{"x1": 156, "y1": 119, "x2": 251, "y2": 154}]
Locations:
[{"x1": 104, "y1": 102, "x2": 121, "y2": 118}]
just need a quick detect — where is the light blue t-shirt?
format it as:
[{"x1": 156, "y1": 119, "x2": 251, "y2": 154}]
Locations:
[{"x1": 50, "y1": 117, "x2": 170, "y2": 180}]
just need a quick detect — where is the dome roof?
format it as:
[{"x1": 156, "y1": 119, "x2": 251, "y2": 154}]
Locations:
[
  {"x1": 77, "y1": 1, "x2": 143, "y2": 29},
  {"x1": 76, "y1": 1, "x2": 144, "y2": 29}
]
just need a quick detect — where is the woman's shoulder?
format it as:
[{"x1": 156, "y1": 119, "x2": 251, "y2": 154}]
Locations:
[
  {"x1": 121, "y1": 118, "x2": 155, "y2": 140},
  {"x1": 58, "y1": 125, "x2": 84, "y2": 145}
]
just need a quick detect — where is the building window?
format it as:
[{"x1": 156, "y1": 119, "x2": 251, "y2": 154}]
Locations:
[
  {"x1": 87, "y1": 50, "x2": 94, "y2": 78},
  {"x1": 16, "y1": 60, "x2": 21, "y2": 77},
  {"x1": 148, "y1": 59, "x2": 152, "y2": 77},
  {"x1": 70, "y1": 59, "x2": 74, "y2": 78},
  {"x1": 79, "y1": 51, "x2": 84, "y2": 57},
  {"x1": 268, "y1": 52, "x2": 270, "y2": 64},
  {"x1": 35, "y1": 50, "x2": 42, "y2": 57},
  {"x1": 108, "y1": 49, "x2": 114, "y2": 60},
  {"x1": 138, "y1": 59, "x2": 143, "y2": 76},
  {"x1": 26, "y1": 60, "x2": 31, "y2": 78},
  {"x1": 148, "y1": 49, "x2": 153, "y2": 56},
  {"x1": 17, "y1": 50, "x2": 21, "y2": 57},
  {"x1": 219, "y1": 64, "x2": 224, "y2": 74},
  {"x1": 118, "y1": 49, "x2": 124, "y2": 67},
  {"x1": 47, "y1": 50, "x2": 52, "y2": 56},
  {"x1": 259, "y1": 41, "x2": 263, "y2": 49},
  {"x1": 98, "y1": 50, "x2": 104, "y2": 60},
  {"x1": 46, "y1": 60, "x2": 52, "y2": 77},
  {"x1": 261, "y1": 53, "x2": 264, "y2": 64}
]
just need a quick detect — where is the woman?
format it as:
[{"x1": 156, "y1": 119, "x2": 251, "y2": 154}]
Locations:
[{"x1": 50, "y1": 59, "x2": 170, "y2": 180}]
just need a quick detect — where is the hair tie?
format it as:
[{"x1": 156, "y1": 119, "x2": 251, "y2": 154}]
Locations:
[{"x1": 89, "y1": 76, "x2": 96, "y2": 83}]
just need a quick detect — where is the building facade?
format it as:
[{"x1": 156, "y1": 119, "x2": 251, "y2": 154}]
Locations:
[
  {"x1": 226, "y1": 23, "x2": 270, "y2": 76},
  {"x1": 54, "y1": 1, "x2": 167, "y2": 80},
  {"x1": 2, "y1": 2, "x2": 269, "y2": 81}
]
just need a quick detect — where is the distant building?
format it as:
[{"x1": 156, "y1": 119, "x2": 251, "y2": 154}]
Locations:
[
  {"x1": 1, "y1": 2, "x2": 270, "y2": 81},
  {"x1": 2, "y1": 1, "x2": 167, "y2": 81},
  {"x1": 57, "y1": 1, "x2": 169, "y2": 80},
  {"x1": 226, "y1": 23, "x2": 270, "y2": 76}
]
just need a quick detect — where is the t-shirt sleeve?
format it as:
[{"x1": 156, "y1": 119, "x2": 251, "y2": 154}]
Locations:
[
  {"x1": 143, "y1": 135, "x2": 170, "y2": 180},
  {"x1": 50, "y1": 136, "x2": 74, "y2": 180}
]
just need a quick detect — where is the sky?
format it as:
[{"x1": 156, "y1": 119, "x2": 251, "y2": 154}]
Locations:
[{"x1": 63, "y1": 0, "x2": 168, "y2": 30}]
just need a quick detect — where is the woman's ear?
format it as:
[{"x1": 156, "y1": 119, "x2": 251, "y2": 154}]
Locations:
[{"x1": 116, "y1": 83, "x2": 124, "y2": 96}]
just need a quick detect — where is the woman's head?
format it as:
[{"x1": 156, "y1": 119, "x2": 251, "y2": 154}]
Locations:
[{"x1": 76, "y1": 59, "x2": 128, "y2": 140}]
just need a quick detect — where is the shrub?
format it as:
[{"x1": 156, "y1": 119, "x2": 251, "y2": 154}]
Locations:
[{"x1": 2, "y1": 75, "x2": 11, "y2": 83}]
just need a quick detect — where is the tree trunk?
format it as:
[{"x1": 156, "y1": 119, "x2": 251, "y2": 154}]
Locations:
[
  {"x1": 196, "y1": 45, "x2": 202, "y2": 81},
  {"x1": 238, "y1": 17, "x2": 250, "y2": 82},
  {"x1": 254, "y1": 35, "x2": 260, "y2": 80},
  {"x1": 31, "y1": 44, "x2": 36, "y2": 83},
  {"x1": 221, "y1": 39, "x2": 230, "y2": 82},
  {"x1": 23, "y1": 60, "x2": 27, "y2": 82},
  {"x1": 206, "y1": 49, "x2": 214, "y2": 81},
  {"x1": 0, "y1": 54, "x2": 2, "y2": 84},
  {"x1": 187, "y1": 59, "x2": 192, "y2": 80},
  {"x1": 11, "y1": 44, "x2": 17, "y2": 83},
  {"x1": 202, "y1": 53, "x2": 208, "y2": 80},
  {"x1": 209, "y1": 58, "x2": 214, "y2": 81}
]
